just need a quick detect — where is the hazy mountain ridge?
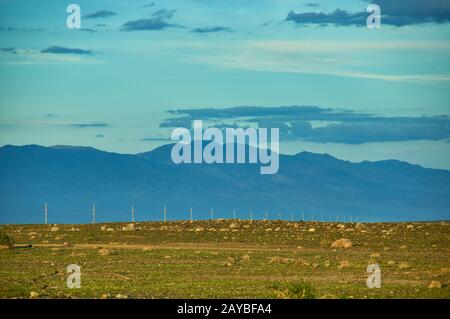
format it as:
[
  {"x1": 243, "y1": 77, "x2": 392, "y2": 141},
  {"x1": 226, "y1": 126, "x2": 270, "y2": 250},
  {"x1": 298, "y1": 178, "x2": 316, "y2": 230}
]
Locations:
[{"x1": 0, "y1": 144, "x2": 449, "y2": 223}]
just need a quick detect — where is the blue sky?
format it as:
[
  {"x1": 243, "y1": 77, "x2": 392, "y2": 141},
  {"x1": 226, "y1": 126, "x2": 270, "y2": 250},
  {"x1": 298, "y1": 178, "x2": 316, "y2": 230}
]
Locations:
[{"x1": 0, "y1": 0, "x2": 449, "y2": 169}]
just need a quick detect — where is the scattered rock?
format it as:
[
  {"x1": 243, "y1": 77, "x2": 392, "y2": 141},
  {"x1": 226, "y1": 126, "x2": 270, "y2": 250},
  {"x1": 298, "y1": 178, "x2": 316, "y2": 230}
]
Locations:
[
  {"x1": 98, "y1": 248, "x2": 111, "y2": 256},
  {"x1": 406, "y1": 224, "x2": 414, "y2": 229},
  {"x1": 331, "y1": 238, "x2": 353, "y2": 249},
  {"x1": 398, "y1": 262, "x2": 410, "y2": 270},
  {"x1": 308, "y1": 228, "x2": 316, "y2": 233},
  {"x1": 195, "y1": 227, "x2": 204, "y2": 232},
  {"x1": 30, "y1": 291, "x2": 39, "y2": 299},
  {"x1": 355, "y1": 223, "x2": 365, "y2": 230},
  {"x1": 241, "y1": 254, "x2": 251, "y2": 263},
  {"x1": 122, "y1": 223, "x2": 135, "y2": 231},
  {"x1": 428, "y1": 281, "x2": 441, "y2": 289},
  {"x1": 370, "y1": 253, "x2": 380, "y2": 258},
  {"x1": 50, "y1": 226, "x2": 59, "y2": 232},
  {"x1": 115, "y1": 294, "x2": 128, "y2": 299},
  {"x1": 338, "y1": 260, "x2": 350, "y2": 269},
  {"x1": 100, "y1": 293, "x2": 110, "y2": 299},
  {"x1": 228, "y1": 223, "x2": 238, "y2": 229},
  {"x1": 224, "y1": 257, "x2": 236, "y2": 267}
]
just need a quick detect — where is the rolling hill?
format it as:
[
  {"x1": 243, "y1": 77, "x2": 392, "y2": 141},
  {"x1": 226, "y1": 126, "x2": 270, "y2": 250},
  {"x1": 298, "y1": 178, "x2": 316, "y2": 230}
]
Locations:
[{"x1": 0, "y1": 144, "x2": 449, "y2": 223}]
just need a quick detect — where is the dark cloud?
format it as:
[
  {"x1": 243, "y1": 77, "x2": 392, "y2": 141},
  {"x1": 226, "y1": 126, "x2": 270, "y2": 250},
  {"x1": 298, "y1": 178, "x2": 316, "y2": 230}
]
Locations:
[
  {"x1": 304, "y1": 121, "x2": 450, "y2": 144},
  {"x1": 41, "y1": 46, "x2": 93, "y2": 55},
  {"x1": 191, "y1": 26, "x2": 233, "y2": 33},
  {"x1": 143, "y1": 2, "x2": 155, "y2": 8},
  {"x1": 121, "y1": 8, "x2": 183, "y2": 31},
  {"x1": 287, "y1": 0, "x2": 450, "y2": 27},
  {"x1": 305, "y1": 3, "x2": 320, "y2": 8},
  {"x1": 0, "y1": 27, "x2": 46, "y2": 32},
  {"x1": 161, "y1": 106, "x2": 450, "y2": 144},
  {"x1": 159, "y1": 117, "x2": 193, "y2": 128},
  {"x1": 121, "y1": 17, "x2": 177, "y2": 31},
  {"x1": 1, "y1": 47, "x2": 17, "y2": 54},
  {"x1": 141, "y1": 136, "x2": 171, "y2": 142},
  {"x1": 84, "y1": 10, "x2": 117, "y2": 19},
  {"x1": 152, "y1": 9, "x2": 176, "y2": 20},
  {"x1": 286, "y1": 9, "x2": 366, "y2": 26},
  {"x1": 95, "y1": 134, "x2": 104, "y2": 138},
  {"x1": 77, "y1": 28, "x2": 97, "y2": 33},
  {"x1": 70, "y1": 122, "x2": 108, "y2": 128},
  {"x1": 371, "y1": 0, "x2": 450, "y2": 23},
  {"x1": 167, "y1": 105, "x2": 340, "y2": 120}
]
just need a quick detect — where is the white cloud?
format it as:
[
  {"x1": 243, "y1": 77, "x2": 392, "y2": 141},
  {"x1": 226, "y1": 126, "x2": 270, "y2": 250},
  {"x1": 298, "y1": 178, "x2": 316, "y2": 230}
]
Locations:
[{"x1": 179, "y1": 39, "x2": 450, "y2": 83}]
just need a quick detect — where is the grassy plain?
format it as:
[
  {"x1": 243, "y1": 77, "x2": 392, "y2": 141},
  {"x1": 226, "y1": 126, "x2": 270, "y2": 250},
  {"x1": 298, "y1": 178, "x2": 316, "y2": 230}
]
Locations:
[{"x1": 0, "y1": 220, "x2": 449, "y2": 299}]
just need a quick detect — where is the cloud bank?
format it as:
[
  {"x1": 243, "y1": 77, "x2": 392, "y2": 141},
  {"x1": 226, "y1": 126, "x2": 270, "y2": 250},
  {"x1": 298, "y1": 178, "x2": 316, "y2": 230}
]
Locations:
[
  {"x1": 192, "y1": 26, "x2": 233, "y2": 34},
  {"x1": 286, "y1": 0, "x2": 450, "y2": 27},
  {"x1": 161, "y1": 106, "x2": 450, "y2": 144},
  {"x1": 41, "y1": 46, "x2": 93, "y2": 55},
  {"x1": 84, "y1": 10, "x2": 117, "y2": 19}
]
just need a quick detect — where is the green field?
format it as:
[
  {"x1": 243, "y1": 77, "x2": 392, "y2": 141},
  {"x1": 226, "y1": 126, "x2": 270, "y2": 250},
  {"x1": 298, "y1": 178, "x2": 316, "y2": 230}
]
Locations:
[{"x1": 0, "y1": 220, "x2": 449, "y2": 299}]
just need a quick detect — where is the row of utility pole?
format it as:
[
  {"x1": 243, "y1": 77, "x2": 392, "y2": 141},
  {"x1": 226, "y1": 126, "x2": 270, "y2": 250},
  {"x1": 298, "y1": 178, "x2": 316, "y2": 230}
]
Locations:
[{"x1": 42, "y1": 202, "x2": 371, "y2": 224}]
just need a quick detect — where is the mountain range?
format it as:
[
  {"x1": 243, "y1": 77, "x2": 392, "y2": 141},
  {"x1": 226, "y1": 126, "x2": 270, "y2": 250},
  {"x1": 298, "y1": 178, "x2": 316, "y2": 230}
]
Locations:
[{"x1": 0, "y1": 144, "x2": 449, "y2": 224}]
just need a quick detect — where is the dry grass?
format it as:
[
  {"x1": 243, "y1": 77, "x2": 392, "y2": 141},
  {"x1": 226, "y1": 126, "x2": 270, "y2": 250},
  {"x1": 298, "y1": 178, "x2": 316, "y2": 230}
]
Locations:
[{"x1": 0, "y1": 220, "x2": 449, "y2": 299}]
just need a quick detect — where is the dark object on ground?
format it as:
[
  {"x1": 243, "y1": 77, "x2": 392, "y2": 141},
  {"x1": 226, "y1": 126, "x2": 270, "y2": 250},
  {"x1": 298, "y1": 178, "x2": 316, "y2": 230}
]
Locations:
[{"x1": 9, "y1": 244, "x2": 32, "y2": 249}]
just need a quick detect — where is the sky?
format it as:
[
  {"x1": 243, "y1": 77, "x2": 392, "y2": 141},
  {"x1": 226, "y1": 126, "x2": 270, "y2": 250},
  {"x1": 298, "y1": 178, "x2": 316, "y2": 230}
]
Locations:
[{"x1": 0, "y1": 0, "x2": 449, "y2": 169}]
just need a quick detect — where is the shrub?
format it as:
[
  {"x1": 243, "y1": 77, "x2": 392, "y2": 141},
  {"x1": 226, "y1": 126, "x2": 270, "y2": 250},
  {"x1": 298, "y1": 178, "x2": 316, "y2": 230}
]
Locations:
[
  {"x1": 273, "y1": 281, "x2": 315, "y2": 299},
  {"x1": 0, "y1": 230, "x2": 15, "y2": 246}
]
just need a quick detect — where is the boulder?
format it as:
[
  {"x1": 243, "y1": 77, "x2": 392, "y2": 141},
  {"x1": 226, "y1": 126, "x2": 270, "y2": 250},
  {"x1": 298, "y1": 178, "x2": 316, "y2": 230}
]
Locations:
[
  {"x1": 122, "y1": 223, "x2": 135, "y2": 231},
  {"x1": 428, "y1": 281, "x2": 441, "y2": 289},
  {"x1": 331, "y1": 238, "x2": 353, "y2": 249}
]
